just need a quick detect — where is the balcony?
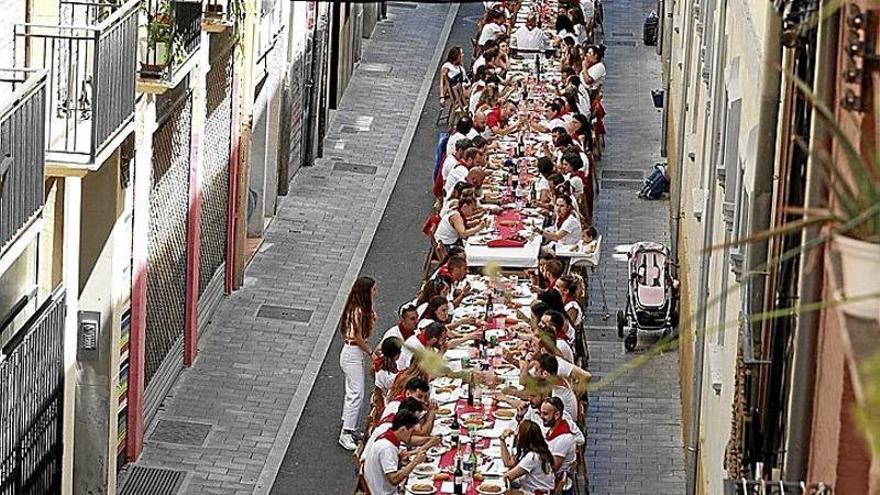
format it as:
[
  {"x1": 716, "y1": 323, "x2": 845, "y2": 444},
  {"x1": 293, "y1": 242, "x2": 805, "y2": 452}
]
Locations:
[
  {"x1": 0, "y1": 69, "x2": 47, "y2": 254},
  {"x1": 137, "y1": 0, "x2": 203, "y2": 93},
  {"x1": 202, "y1": 0, "x2": 233, "y2": 33},
  {"x1": 13, "y1": 0, "x2": 138, "y2": 172}
]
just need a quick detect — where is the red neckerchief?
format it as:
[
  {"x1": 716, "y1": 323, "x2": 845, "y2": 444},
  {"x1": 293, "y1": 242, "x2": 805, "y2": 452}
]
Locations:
[
  {"x1": 392, "y1": 392, "x2": 406, "y2": 403},
  {"x1": 555, "y1": 210, "x2": 571, "y2": 229},
  {"x1": 574, "y1": 169, "x2": 588, "y2": 183},
  {"x1": 379, "y1": 413, "x2": 396, "y2": 425},
  {"x1": 378, "y1": 429, "x2": 401, "y2": 447},
  {"x1": 372, "y1": 355, "x2": 383, "y2": 372},
  {"x1": 543, "y1": 276, "x2": 557, "y2": 291},
  {"x1": 546, "y1": 419, "x2": 572, "y2": 441},
  {"x1": 436, "y1": 266, "x2": 454, "y2": 284},
  {"x1": 399, "y1": 324, "x2": 414, "y2": 341},
  {"x1": 417, "y1": 332, "x2": 430, "y2": 347},
  {"x1": 555, "y1": 329, "x2": 569, "y2": 342}
]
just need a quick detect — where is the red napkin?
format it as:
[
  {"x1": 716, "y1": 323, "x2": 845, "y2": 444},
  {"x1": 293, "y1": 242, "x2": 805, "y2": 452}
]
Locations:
[{"x1": 487, "y1": 238, "x2": 526, "y2": 248}]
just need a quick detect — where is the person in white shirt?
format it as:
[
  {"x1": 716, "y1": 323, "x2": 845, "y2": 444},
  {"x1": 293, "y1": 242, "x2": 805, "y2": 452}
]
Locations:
[
  {"x1": 442, "y1": 138, "x2": 471, "y2": 181},
  {"x1": 514, "y1": 15, "x2": 549, "y2": 52},
  {"x1": 380, "y1": 303, "x2": 420, "y2": 346},
  {"x1": 536, "y1": 353, "x2": 591, "y2": 420},
  {"x1": 361, "y1": 397, "x2": 427, "y2": 461},
  {"x1": 499, "y1": 420, "x2": 557, "y2": 494},
  {"x1": 538, "y1": 195, "x2": 582, "y2": 247},
  {"x1": 582, "y1": 44, "x2": 606, "y2": 93},
  {"x1": 398, "y1": 323, "x2": 445, "y2": 371},
  {"x1": 555, "y1": 275, "x2": 584, "y2": 335},
  {"x1": 445, "y1": 116, "x2": 473, "y2": 157},
  {"x1": 433, "y1": 196, "x2": 487, "y2": 254},
  {"x1": 374, "y1": 337, "x2": 403, "y2": 401},
  {"x1": 539, "y1": 397, "x2": 578, "y2": 475},
  {"x1": 443, "y1": 147, "x2": 482, "y2": 196},
  {"x1": 560, "y1": 152, "x2": 585, "y2": 198},
  {"x1": 362, "y1": 410, "x2": 428, "y2": 495},
  {"x1": 537, "y1": 310, "x2": 575, "y2": 363},
  {"x1": 478, "y1": 12, "x2": 507, "y2": 47},
  {"x1": 529, "y1": 100, "x2": 568, "y2": 133}
]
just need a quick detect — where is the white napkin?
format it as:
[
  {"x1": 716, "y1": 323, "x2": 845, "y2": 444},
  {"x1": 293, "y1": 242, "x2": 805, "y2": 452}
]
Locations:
[{"x1": 440, "y1": 481, "x2": 468, "y2": 493}]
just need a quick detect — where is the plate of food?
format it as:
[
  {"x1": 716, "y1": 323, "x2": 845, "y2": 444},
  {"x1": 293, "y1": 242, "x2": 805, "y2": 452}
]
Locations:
[
  {"x1": 413, "y1": 463, "x2": 440, "y2": 477},
  {"x1": 427, "y1": 446, "x2": 447, "y2": 458},
  {"x1": 493, "y1": 409, "x2": 517, "y2": 421},
  {"x1": 477, "y1": 481, "x2": 506, "y2": 494},
  {"x1": 435, "y1": 406, "x2": 454, "y2": 417},
  {"x1": 407, "y1": 482, "x2": 436, "y2": 494}
]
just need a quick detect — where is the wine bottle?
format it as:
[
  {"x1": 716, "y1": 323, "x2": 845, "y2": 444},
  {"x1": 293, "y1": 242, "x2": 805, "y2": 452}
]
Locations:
[
  {"x1": 467, "y1": 372, "x2": 474, "y2": 406},
  {"x1": 451, "y1": 410, "x2": 460, "y2": 430},
  {"x1": 469, "y1": 440, "x2": 479, "y2": 478},
  {"x1": 454, "y1": 457, "x2": 464, "y2": 495}
]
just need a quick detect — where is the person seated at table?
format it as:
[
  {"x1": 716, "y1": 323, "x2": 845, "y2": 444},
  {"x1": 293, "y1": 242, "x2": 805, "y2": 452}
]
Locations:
[
  {"x1": 446, "y1": 116, "x2": 474, "y2": 157},
  {"x1": 495, "y1": 385, "x2": 584, "y2": 446},
  {"x1": 496, "y1": 36, "x2": 512, "y2": 72},
  {"x1": 380, "y1": 302, "x2": 420, "y2": 347},
  {"x1": 537, "y1": 309, "x2": 575, "y2": 363},
  {"x1": 361, "y1": 397, "x2": 436, "y2": 461},
  {"x1": 560, "y1": 36, "x2": 583, "y2": 74},
  {"x1": 530, "y1": 257, "x2": 564, "y2": 294},
  {"x1": 486, "y1": 99, "x2": 521, "y2": 138},
  {"x1": 533, "y1": 288, "x2": 573, "y2": 342},
  {"x1": 534, "y1": 353, "x2": 591, "y2": 417},
  {"x1": 537, "y1": 195, "x2": 582, "y2": 248},
  {"x1": 478, "y1": 9, "x2": 507, "y2": 49},
  {"x1": 420, "y1": 296, "x2": 478, "y2": 335},
  {"x1": 444, "y1": 146, "x2": 483, "y2": 196},
  {"x1": 400, "y1": 323, "x2": 446, "y2": 370},
  {"x1": 513, "y1": 14, "x2": 550, "y2": 52},
  {"x1": 442, "y1": 139, "x2": 471, "y2": 185},
  {"x1": 539, "y1": 397, "x2": 579, "y2": 490},
  {"x1": 362, "y1": 410, "x2": 430, "y2": 495},
  {"x1": 434, "y1": 254, "x2": 472, "y2": 307},
  {"x1": 559, "y1": 152, "x2": 585, "y2": 200},
  {"x1": 473, "y1": 46, "x2": 499, "y2": 76},
  {"x1": 555, "y1": 275, "x2": 584, "y2": 335},
  {"x1": 499, "y1": 420, "x2": 557, "y2": 494},
  {"x1": 529, "y1": 100, "x2": 568, "y2": 134},
  {"x1": 434, "y1": 197, "x2": 487, "y2": 255},
  {"x1": 373, "y1": 337, "x2": 403, "y2": 402},
  {"x1": 527, "y1": 251, "x2": 558, "y2": 291},
  {"x1": 533, "y1": 157, "x2": 556, "y2": 210},
  {"x1": 415, "y1": 278, "x2": 451, "y2": 317},
  {"x1": 577, "y1": 226, "x2": 598, "y2": 254}
]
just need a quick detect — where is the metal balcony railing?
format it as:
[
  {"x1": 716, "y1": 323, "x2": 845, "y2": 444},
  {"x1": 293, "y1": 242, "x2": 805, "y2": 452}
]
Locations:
[
  {"x1": 139, "y1": 0, "x2": 203, "y2": 82},
  {"x1": 0, "y1": 69, "x2": 47, "y2": 254},
  {"x1": 13, "y1": 0, "x2": 138, "y2": 167}
]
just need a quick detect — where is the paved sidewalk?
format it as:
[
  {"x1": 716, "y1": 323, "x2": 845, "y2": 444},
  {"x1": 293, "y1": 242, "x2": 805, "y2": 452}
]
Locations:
[
  {"x1": 584, "y1": 0, "x2": 687, "y2": 493},
  {"x1": 127, "y1": 3, "x2": 456, "y2": 494}
]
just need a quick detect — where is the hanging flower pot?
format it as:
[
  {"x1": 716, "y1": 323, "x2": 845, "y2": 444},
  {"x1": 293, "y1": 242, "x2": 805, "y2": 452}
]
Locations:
[{"x1": 833, "y1": 233, "x2": 880, "y2": 321}]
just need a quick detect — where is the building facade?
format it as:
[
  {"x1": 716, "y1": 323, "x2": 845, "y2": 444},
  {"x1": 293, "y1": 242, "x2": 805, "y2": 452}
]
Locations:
[
  {"x1": 663, "y1": 0, "x2": 880, "y2": 492},
  {"x1": 0, "y1": 1, "x2": 383, "y2": 493}
]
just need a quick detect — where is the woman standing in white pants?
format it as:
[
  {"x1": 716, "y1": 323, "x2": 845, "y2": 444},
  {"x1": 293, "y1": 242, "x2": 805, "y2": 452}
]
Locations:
[{"x1": 338, "y1": 276, "x2": 377, "y2": 450}]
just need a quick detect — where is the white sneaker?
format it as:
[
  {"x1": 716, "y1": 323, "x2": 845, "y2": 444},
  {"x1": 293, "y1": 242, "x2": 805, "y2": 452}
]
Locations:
[{"x1": 338, "y1": 431, "x2": 358, "y2": 451}]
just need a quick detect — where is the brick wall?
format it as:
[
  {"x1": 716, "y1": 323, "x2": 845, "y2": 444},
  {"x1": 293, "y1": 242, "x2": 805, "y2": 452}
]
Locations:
[{"x1": 0, "y1": 0, "x2": 26, "y2": 67}]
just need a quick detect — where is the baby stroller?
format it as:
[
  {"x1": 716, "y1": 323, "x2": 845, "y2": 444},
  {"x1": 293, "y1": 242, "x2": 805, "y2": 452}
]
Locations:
[{"x1": 616, "y1": 242, "x2": 679, "y2": 351}]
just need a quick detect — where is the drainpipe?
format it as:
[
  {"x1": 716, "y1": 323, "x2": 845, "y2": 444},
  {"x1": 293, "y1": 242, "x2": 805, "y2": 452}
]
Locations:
[
  {"x1": 670, "y1": 0, "x2": 698, "y2": 264},
  {"x1": 659, "y1": 0, "x2": 674, "y2": 157},
  {"x1": 783, "y1": 5, "x2": 837, "y2": 482},
  {"x1": 742, "y1": 0, "x2": 783, "y2": 478}
]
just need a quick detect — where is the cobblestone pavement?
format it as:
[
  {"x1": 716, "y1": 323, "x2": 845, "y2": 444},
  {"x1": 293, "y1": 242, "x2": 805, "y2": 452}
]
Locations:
[
  {"x1": 126, "y1": 3, "x2": 456, "y2": 494},
  {"x1": 584, "y1": 0, "x2": 687, "y2": 493}
]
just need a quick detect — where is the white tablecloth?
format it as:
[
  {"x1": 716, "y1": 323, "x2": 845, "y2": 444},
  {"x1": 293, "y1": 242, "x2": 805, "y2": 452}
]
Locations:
[{"x1": 465, "y1": 236, "x2": 542, "y2": 268}]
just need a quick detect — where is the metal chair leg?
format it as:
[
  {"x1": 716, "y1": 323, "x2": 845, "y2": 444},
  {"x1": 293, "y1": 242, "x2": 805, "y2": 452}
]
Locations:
[{"x1": 592, "y1": 265, "x2": 610, "y2": 320}]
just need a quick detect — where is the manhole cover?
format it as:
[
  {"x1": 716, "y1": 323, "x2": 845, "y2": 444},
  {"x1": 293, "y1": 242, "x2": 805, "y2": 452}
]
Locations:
[
  {"x1": 150, "y1": 419, "x2": 211, "y2": 446},
  {"x1": 333, "y1": 162, "x2": 378, "y2": 175},
  {"x1": 339, "y1": 125, "x2": 360, "y2": 134},
  {"x1": 606, "y1": 40, "x2": 638, "y2": 46},
  {"x1": 389, "y1": 1, "x2": 418, "y2": 8},
  {"x1": 359, "y1": 62, "x2": 393, "y2": 74},
  {"x1": 601, "y1": 169, "x2": 644, "y2": 181},
  {"x1": 119, "y1": 466, "x2": 185, "y2": 495},
  {"x1": 257, "y1": 305, "x2": 314, "y2": 323}
]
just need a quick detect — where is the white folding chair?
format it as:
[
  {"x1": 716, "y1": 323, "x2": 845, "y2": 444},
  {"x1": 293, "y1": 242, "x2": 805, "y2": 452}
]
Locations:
[{"x1": 567, "y1": 236, "x2": 609, "y2": 320}]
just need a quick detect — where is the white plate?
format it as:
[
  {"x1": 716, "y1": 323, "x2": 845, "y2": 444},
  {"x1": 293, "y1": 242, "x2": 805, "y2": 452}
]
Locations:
[
  {"x1": 413, "y1": 463, "x2": 440, "y2": 476},
  {"x1": 492, "y1": 409, "x2": 517, "y2": 421}
]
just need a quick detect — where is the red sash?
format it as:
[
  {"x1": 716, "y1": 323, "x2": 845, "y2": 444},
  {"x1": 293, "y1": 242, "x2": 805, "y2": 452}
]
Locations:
[
  {"x1": 546, "y1": 419, "x2": 572, "y2": 441},
  {"x1": 379, "y1": 413, "x2": 396, "y2": 425},
  {"x1": 378, "y1": 429, "x2": 401, "y2": 447}
]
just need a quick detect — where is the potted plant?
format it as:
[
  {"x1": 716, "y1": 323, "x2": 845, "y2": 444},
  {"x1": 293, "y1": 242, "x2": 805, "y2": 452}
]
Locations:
[
  {"x1": 140, "y1": 2, "x2": 172, "y2": 78},
  {"x1": 204, "y1": 1, "x2": 225, "y2": 19}
]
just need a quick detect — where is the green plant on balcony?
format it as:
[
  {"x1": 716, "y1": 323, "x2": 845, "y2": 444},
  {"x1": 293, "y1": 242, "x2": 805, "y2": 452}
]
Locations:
[{"x1": 141, "y1": 1, "x2": 172, "y2": 78}]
